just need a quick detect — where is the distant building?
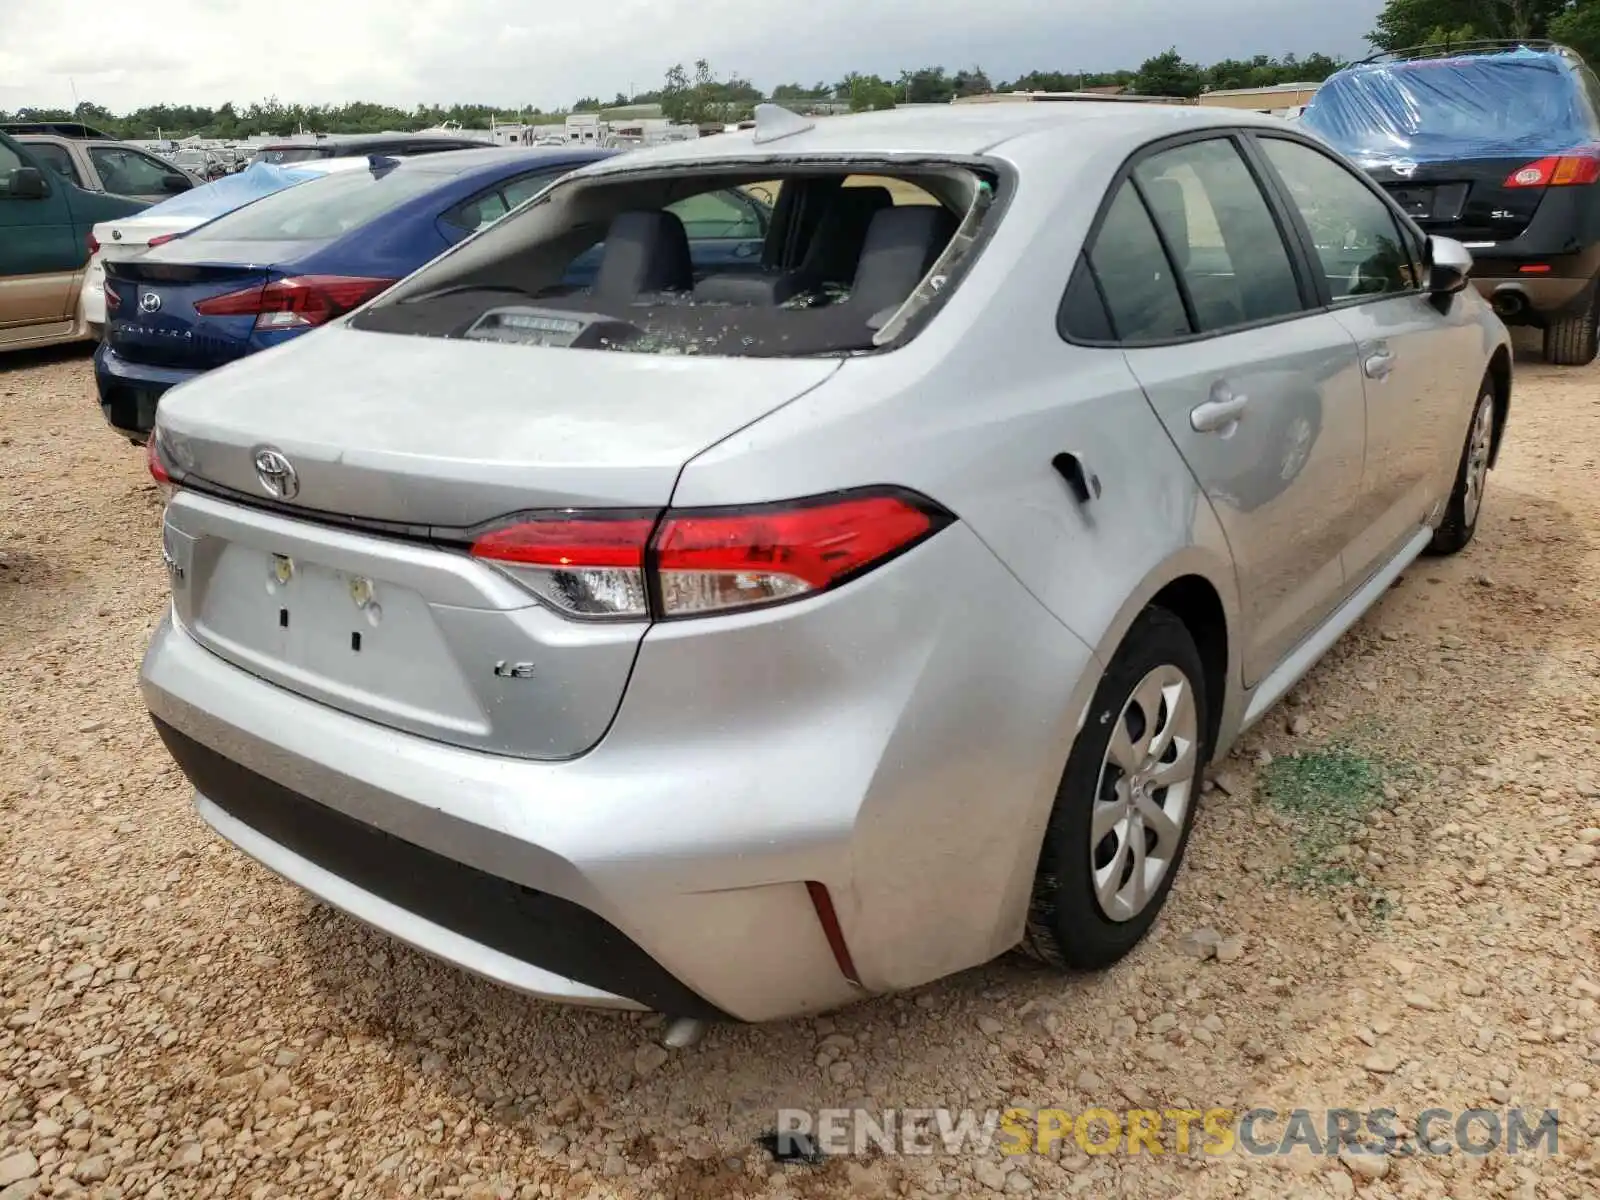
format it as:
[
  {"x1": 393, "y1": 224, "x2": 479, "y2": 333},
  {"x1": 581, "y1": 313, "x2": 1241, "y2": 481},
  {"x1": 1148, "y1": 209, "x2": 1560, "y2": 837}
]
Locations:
[{"x1": 1196, "y1": 82, "x2": 1323, "y2": 114}]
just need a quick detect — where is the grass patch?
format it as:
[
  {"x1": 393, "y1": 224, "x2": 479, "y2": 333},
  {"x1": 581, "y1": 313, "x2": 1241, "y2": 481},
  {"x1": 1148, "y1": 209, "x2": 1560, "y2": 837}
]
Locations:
[{"x1": 1259, "y1": 744, "x2": 1419, "y2": 906}]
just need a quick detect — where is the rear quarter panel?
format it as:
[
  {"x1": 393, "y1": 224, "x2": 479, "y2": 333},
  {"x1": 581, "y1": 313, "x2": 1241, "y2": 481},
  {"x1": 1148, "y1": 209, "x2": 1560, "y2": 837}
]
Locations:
[{"x1": 666, "y1": 130, "x2": 1245, "y2": 979}]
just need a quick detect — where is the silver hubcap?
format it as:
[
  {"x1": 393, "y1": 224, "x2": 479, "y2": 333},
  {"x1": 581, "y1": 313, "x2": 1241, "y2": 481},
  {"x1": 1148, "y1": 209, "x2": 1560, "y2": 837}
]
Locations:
[
  {"x1": 1092, "y1": 666, "x2": 1199, "y2": 922},
  {"x1": 1462, "y1": 397, "x2": 1494, "y2": 528},
  {"x1": 1280, "y1": 416, "x2": 1313, "y2": 481}
]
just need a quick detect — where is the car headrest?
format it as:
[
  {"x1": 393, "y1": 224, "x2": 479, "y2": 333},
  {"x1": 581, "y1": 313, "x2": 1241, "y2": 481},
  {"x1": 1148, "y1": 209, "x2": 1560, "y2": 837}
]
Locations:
[
  {"x1": 849, "y1": 205, "x2": 959, "y2": 322},
  {"x1": 1142, "y1": 178, "x2": 1190, "y2": 269},
  {"x1": 593, "y1": 210, "x2": 694, "y2": 298},
  {"x1": 800, "y1": 186, "x2": 896, "y2": 281}
]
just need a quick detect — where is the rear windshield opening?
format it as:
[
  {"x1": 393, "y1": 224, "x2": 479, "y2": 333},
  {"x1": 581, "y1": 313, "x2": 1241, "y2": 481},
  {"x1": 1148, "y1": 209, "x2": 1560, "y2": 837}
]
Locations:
[
  {"x1": 182, "y1": 163, "x2": 446, "y2": 242},
  {"x1": 351, "y1": 164, "x2": 1001, "y2": 358}
]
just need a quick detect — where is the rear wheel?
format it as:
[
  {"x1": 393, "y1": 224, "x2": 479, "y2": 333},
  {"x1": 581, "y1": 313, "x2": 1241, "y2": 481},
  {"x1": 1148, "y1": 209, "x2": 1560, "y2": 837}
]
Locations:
[
  {"x1": 1023, "y1": 608, "x2": 1208, "y2": 970},
  {"x1": 1544, "y1": 289, "x2": 1599, "y2": 366},
  {"x1": 1426, "y1": 378, "x2": 1496, "y2": 557}
]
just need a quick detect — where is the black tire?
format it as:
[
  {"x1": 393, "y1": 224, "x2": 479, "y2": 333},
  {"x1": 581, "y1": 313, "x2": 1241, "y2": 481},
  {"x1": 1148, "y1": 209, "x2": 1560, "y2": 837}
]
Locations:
[
  {"x1": 1543, "y1": 291, "x2": 1599, "y2": 366},
  {"x1": 1023, "y1": 607, "x2": 1210, "y2": 970},
  {"x1": 1425, "y1": 377, "x2": 1496, "y2": 557}
]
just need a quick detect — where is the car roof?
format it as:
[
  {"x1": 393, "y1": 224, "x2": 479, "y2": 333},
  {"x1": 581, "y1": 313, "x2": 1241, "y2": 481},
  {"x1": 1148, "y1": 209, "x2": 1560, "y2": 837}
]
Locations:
[
  {"x1": 257, "y1": 132, "x2": 491, "y2": 149},
  {"x1": 574, "y1": 103, "x2": 1291, "y2": 175},
  {"x1": 381, "y1": 146, "x2": 617, "y2": 177},
  {"x1": 2, "y1": 121, "x2": 118, "y2": 140}
]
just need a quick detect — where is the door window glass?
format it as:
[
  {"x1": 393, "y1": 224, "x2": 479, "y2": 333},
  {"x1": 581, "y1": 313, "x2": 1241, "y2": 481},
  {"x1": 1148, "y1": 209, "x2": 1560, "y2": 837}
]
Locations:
[
  {"x1": 89, "y1": 147, "x2": 177, "y2": 195},
  {"x1": 24, "y1": 143, "x2": 80, "y2": 185},
  {"x1": 667, "y1": 189, "x2": 763, "y2": 239},
  {"x1": 1133, "y1": 138, "x2": 1306, "y2": 331},
  {"x1": 501, "y1": 170, "x2": 565, "y2": 209},
  {"x1": 1260, "y1": 137, "x2": 1418, "y2": 301},
  {"x1": 1084, "y1": 182, "x2": 1191, "y2": 342},
  {"x1": 0, "y1": 140, "x2": 22, "y2": 176},
  {"x1": 443, "y1": 190, "x2": 510, "y2": 234}
]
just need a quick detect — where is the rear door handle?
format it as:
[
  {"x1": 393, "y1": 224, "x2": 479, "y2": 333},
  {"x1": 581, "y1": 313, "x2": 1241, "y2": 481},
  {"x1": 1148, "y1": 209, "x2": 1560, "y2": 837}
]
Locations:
[
  {"x1": 1364, "y1": 350, "x2": 1395, "y2": 380},
  {"x1": 1190, "y1": 391, "x2": 1249, "y2": 433}
]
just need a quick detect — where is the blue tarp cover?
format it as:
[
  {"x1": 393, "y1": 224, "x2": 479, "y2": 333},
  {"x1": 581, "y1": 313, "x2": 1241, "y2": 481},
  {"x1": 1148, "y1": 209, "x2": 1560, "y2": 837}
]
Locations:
[
  {"x1": 132, "y1": 161, "x2": 321, "y2": 222},
  {"x1": 1302, "y1": 48, "x2": 1600, "y2": 167}
]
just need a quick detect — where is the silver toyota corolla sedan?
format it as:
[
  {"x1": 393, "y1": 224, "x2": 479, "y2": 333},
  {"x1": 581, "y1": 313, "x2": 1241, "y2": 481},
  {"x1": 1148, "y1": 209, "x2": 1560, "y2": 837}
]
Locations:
[{"x1": 141, "y1": 102, "x2": 1511, "y2": 1023}]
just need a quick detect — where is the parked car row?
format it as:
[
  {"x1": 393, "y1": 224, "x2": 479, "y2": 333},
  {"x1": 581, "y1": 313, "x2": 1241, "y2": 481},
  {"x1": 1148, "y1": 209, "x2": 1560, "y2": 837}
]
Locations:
[{"x1": 78, "y1": 157, "x2": 387, "y2": 338}]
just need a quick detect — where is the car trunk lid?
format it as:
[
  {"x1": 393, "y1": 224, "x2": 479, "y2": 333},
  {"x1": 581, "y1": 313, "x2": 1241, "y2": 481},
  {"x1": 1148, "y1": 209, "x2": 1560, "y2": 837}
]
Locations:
[
  {"x1": 104, "y1": 238, "x2": 320, "y2": 370},
  {"x1": 154, "y1": 326, "x2": 842, "y2": 759},
  {"x1": 156, "y1": 325, "x2": 843, "y2": 526},
  {"x1": 1367, "y1": 156, "x2": 1554, "y2": 243}
]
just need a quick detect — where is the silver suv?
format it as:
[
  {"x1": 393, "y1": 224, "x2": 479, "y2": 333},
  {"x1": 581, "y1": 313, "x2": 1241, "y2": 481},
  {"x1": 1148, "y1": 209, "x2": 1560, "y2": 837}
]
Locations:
[{"x1": 141, "y1": 103, "x2": 1511, "y2": 1023}]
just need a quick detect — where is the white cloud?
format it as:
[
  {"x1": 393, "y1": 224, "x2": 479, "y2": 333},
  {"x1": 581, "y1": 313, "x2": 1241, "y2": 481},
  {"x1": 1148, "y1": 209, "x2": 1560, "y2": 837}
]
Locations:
[{"x1": 0, "y1": 0, "x2": 1386, "y2": 112}]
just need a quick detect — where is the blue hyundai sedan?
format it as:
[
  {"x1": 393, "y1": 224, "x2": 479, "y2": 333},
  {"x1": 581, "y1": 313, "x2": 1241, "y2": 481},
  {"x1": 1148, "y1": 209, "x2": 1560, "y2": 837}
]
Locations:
[{"x1": 97, "y1": 146, "x2": 770, "y2": 438}]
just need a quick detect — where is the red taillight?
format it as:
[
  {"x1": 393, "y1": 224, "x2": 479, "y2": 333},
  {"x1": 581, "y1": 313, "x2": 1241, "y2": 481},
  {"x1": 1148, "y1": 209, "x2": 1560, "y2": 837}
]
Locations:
[
  {"x1": 147, "y1": 232, "x2": 178, "y2": 248},
  {"x1": 146, "y1": 435, "x2": 169, "y2": 484},
  {"x1": 193, "y1": 275, "x2": 396, "y2": 330},
  {"x1": 146, "y1": 433, "x2": 178, "y2": 504},
  {"x1": 105, "y1": 283, "x2": 121, "y2": 313},
  {"x1": 87, "y1": 232, "x2": 100, "y2": 255},
  {"x1": 654, "y1": 492, "x2": 939, "y2": 616},
  {"x1": 470, "y1": 515, "x2": 655, "y2": 618},
  {"x1": 468, "y1": 488, "x2": 949, "y2": 621},
  {"x1": 1504, "y1": 152, "x2": 1600, "y2": 188}
]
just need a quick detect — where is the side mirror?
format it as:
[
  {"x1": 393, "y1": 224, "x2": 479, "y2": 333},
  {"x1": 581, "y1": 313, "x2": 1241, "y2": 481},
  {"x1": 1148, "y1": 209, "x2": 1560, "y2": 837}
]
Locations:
[
  {"x1": 5, "y1": 167, "x2": 48, "y2": 200},
  {"x1": 1427, "y1": 235, "x2": 1473, "y2": 296},
  {"x1": 161, "y1": 173, "x2": 192, "y2": 193}
]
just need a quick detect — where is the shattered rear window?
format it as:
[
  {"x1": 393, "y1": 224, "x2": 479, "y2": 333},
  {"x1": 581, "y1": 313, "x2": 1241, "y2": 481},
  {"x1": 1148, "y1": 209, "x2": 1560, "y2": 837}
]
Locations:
[{"x1": 350, "y1": 165, "x2": 1000, "y2": 358}]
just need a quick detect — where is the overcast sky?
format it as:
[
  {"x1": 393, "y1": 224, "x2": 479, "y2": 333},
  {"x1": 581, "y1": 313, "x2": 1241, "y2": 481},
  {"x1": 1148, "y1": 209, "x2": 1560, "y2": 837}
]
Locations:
[{"x1": 0, "y1": 0, "x2": 1388, "y2": 113}]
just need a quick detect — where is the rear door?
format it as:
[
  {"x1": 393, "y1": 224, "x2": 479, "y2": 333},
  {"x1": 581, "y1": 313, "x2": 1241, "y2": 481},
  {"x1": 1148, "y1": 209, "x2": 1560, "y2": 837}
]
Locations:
[
  {"x1": 0, "y1": 135, "x2": 80, "y2": 331},
  {"x1": 1254, "y1": 133, "x2": 1483, "y2": 582},
  {"x1": 1099, "y1": 134, "x2": 1369, "y2": 685}
]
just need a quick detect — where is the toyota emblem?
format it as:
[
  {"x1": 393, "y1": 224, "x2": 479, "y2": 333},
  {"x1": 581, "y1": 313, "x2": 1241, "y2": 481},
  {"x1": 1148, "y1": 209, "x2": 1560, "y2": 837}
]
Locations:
[
  {"x1": 138, "y1": 290, "x2": 163, "y2": 313},
  {"x1": 252, "y1": 447, "x2": 300, "y2": 500}
]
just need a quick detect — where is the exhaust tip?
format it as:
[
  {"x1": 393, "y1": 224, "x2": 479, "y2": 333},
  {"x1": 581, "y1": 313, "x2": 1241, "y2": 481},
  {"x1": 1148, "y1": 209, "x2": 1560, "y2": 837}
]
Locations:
[{"x1": 1492, "y1": 290, "x2": 1528, "y2": 319}]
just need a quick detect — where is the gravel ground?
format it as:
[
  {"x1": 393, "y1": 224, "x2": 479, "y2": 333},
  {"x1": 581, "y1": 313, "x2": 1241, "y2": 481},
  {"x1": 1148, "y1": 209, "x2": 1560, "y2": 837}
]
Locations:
[{"x1": 1, "y1": 343, "x2": 1597, "y2": 1200}]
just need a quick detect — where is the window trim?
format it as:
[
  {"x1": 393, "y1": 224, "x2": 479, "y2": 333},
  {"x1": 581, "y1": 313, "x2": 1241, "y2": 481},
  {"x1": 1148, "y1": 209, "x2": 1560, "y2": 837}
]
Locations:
[
  {"x1": 1243, "y1": 130, "x2": 1430, "y2": 312},
  {"x1": 1057, "y1": 127, "x2": 1325, "y2": 350}
]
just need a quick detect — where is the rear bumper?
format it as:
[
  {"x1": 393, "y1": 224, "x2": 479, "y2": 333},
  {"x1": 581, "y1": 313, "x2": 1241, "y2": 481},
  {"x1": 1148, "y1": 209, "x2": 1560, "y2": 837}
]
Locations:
[
  {"x1": 1464, "y1": 238, "x2": 1600, "y2": 321},
  {"x1": 94, "y1": 344, "x2": 199, "y2": 437},
  {"x1": 140, "y1": 519, "x2": 1099, "y2": 1021},
  {"x1": 159, "y1": 720, "x2": 716, "y2": 1017}
]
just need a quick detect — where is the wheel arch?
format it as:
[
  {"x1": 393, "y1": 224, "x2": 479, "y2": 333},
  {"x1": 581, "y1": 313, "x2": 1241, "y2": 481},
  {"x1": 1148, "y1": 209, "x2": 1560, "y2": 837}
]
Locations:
[
  {"x1": 1486, "y1": 344, "x2": 1512, "y2": 468},
  {"x1": 1147, "y1": 575, "x2": 1229, "y2": 760},
  {"x1": 1079, "y1": 546, "x2": 1242, "y2": 764}
]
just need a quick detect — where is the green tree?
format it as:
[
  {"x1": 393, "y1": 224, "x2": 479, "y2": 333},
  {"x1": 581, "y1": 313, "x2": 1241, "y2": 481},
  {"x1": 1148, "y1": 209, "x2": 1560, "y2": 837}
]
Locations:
[
  {"x1": 838, "y1": 72, "x2": 898, "y2": 112},
  {"x1": 1133, "y1": 49, "x2": 1206, "y2": 97},
  {"x1": 1550, "y1": 0, "x2": 1600, "y2": 61},
  {"x1": 1369, "y1": 0, "x2": 1569, "y2": 50}
]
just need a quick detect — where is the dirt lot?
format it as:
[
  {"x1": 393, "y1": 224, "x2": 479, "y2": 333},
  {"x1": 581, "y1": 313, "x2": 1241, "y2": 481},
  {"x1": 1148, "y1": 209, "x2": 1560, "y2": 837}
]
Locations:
[{"x1": 1, "y1": 344, "x2": 1597, "y2": 1200}]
